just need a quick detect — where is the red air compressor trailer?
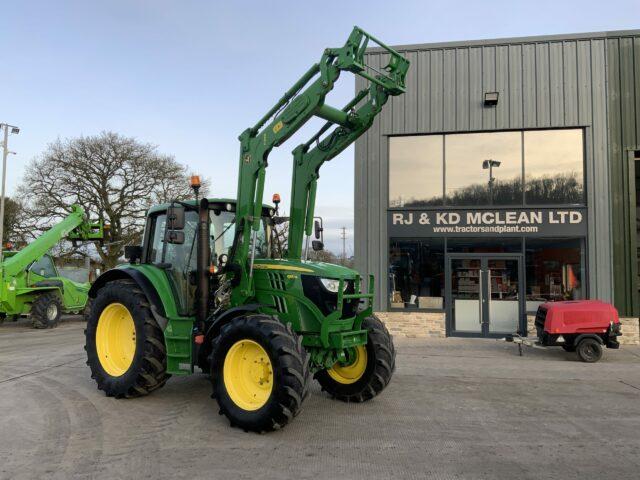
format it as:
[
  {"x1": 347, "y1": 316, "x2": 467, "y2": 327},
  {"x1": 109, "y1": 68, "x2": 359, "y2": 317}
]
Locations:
[{"x1": 507, "y1": 300, "x2": 622, "y2": 362}]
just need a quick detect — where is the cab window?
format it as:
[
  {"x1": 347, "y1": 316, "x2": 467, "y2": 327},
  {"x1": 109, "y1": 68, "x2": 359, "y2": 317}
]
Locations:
[
  {"x1": 209, "y1": 210, "x2": 271, "y2": 260},
  {"x1": 30, "y1": 255, "x2": 57, "y2": 278}
]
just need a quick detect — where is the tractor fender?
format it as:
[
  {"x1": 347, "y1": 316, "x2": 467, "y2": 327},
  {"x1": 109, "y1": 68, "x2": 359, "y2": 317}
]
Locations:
[
  {"x1": 204, "y1": 304, "x2": 267, "y2": 344},
  {"x1": 88, "y1": 268, "x2": 169, "y2": 330},
  {"x1": 572, "y1": 333, "x2": 604, "y2": 347}
]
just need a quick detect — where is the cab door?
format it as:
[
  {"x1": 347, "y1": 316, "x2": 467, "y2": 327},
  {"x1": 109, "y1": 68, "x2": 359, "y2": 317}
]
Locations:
[{"x1": 147, "y1": 210, "x2": 199, "y2": 316}]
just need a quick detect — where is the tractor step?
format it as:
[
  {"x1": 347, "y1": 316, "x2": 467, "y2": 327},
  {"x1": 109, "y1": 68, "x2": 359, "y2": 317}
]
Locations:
[{"x1": 164, "y1": 318, "x2": 194, "y2": 375}]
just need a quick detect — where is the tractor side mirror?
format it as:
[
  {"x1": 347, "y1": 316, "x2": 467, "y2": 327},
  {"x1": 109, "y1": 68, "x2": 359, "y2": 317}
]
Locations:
[
  {"x1": 312, "y1": 240, "x2": 324, "y2": 252},
  {"x1": 124, "y1": 245, "x2": 143, "y2": 264},
  {"x1": 165, "y1": 230, "x2": 185, "y2": 244},
  {"x1": 314, "y1": 219, "x2": 323, "y2": 240},
  {"x1": 167, "y1": 205, "x2": 185, "y2": 230}
]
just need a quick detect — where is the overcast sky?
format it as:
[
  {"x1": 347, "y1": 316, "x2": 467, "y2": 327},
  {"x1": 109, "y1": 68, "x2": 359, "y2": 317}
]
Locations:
[{"x1": 1, "y1": 0, "x2": 638, "y2": 253}]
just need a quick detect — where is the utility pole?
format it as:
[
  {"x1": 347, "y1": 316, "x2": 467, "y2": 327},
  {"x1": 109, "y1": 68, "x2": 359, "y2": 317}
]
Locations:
[
  {"x1": 340, "y1": 226, "x2": 347, "y2": 266},
  {"x1": 0, "y1": 123, "x2": 20, "y2": 266}
]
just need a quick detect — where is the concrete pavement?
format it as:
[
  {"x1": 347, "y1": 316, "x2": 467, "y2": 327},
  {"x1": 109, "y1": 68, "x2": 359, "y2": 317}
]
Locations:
[{"x1": 1, "y1": 318, "x2": 639, "y2": 480}]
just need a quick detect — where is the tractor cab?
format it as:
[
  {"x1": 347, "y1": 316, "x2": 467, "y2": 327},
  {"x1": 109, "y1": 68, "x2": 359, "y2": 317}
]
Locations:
[{"x1": 131, "y1": 198, "x2": 275, "y2": 316}]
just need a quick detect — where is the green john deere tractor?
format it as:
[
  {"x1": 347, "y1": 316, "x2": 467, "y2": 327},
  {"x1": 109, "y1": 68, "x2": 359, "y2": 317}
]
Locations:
[
  {"x1": 84, "y1": 27, "x2": 409, "y2": 432},
  {"x1": 0, "y1": 205, "x2": 104, "y2": 328}
]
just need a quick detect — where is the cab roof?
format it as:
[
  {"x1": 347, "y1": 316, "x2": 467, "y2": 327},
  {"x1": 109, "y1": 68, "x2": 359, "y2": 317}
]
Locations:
[{"x1": 147, "y1": 198, "x2": 274, "y2": 216}]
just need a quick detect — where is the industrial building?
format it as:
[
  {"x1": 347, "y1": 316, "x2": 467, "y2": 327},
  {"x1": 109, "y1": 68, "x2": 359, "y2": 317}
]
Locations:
[{"x1": 354, "y1": 30, "x2": 640, "y2": 341}]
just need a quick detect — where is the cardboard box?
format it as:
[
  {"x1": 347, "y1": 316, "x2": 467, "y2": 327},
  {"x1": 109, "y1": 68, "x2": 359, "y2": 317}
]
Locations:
[{"x1": 418, "y1": 296, "x2": 443, "y2": 309}]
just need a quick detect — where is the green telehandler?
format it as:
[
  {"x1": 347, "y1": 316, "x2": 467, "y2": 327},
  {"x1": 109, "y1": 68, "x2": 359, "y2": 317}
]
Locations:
[
  {"x1": 84, "y1": 27, "x2": 409, "y2": 431},
  {"x1": 0, "y1": 205, "x2": 104, "y2": 328}
]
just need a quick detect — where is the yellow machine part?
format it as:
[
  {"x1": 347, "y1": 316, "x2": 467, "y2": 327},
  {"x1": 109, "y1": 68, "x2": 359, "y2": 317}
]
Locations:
[
  {"x1": 328, "y1": 345, "x2": 368, "y2": 384},
  {"x1": 96, "y1": 303, "x2": 136, "y2": 377},
  {"x1": 223, "y1": 340, "x2": 274, "y2": 411}
]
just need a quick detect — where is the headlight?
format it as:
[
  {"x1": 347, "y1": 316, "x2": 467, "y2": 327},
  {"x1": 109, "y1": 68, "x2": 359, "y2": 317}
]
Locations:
[{"x1": 319, "y1": 278, "x2": 347, "y2": 293}]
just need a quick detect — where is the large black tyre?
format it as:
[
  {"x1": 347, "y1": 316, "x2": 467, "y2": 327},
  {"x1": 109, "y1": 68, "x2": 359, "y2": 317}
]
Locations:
[
  {"x1": 31, "y1": 293, "x2": 62, "y2": 329},
  {"x1": 210, "y1": 314, "x2": 310, "y2": 433},
  {"x1": 85, "y1": 280, "x2": 169, "y2": 398},
  {"x1": 315, "y1": 315, "x2": 395, "y2": 402},
  {"x1": 83, "y1": 297, "x2": 93, "y2": 322},
  {"x1": 575, "y1": 337, "x2": 603, "y2": 363}
]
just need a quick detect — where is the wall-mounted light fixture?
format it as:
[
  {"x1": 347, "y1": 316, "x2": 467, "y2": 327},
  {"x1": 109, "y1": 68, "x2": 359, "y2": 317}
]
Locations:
[{"x1": 484, "y1": 92, "x2": 499, "y2": 106}]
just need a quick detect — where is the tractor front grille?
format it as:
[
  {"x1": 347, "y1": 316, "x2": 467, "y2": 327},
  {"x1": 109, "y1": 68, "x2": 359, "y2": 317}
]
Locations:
[{"x1": 301, "y1": 275, "x2": 357, "y2": 319}]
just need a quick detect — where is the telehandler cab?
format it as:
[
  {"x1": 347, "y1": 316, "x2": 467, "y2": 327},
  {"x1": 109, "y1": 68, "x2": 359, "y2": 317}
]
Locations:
[{"x1": 85, "y1": 27, "x2": 409, "y2": 432}]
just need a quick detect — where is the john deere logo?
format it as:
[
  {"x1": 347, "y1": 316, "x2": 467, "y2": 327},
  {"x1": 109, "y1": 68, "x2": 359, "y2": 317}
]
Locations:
[{"x1": 273, "y1": 121, "x2": 284, "y2": 134}]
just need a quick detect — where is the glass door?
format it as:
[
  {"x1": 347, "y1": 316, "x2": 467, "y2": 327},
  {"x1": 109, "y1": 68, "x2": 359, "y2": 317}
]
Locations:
[
  {"x1": 449, "y1": 258, "x2": 482, "y2": 334},
  {"x1": 487, "y1": 258, "x2": 520, "y2": 334},
  {"x1": 447, "y1": 255, "x2": 523, "y2": 337}
]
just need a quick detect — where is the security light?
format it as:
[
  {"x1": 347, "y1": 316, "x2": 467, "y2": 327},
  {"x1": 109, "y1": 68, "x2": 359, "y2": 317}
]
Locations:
[
  {"x1": 482, "y1": 159, "x2": 501, "y2": 169},
  {"x1": 484, "y1": 92, "x2": 499, "y2": 106},
  {"x1": 10, "y1": 127, "x2": 19, "y2": 134}
]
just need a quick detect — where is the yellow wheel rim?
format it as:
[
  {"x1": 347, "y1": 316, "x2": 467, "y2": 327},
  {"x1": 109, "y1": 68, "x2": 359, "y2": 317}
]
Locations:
[
  {"x1": 96, "y1": 303, "x2": 136, "y2": 377},
  {"x1": 328, "y1": 345, "x2": 368, "y2": 384},
  {"x1": 223, "y1": 340, "x2": 273, "y2": 411}
]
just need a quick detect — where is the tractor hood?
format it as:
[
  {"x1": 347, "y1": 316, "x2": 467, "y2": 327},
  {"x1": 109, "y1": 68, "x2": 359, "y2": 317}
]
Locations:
[{"x1": 253, "y1": 259, "x2": 357, "y2": 279}]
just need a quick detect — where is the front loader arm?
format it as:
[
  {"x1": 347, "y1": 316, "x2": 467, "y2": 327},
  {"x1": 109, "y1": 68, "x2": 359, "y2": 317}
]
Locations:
[
  {"x1": 286, "y1": 80, "x2": 395, "y2": 259},
  {"x1": 230, "y1": 26, "x2": 409, "y2": 303},
  {"x1": 1, "y1": 205, "x2": 104, "y2": 278}
]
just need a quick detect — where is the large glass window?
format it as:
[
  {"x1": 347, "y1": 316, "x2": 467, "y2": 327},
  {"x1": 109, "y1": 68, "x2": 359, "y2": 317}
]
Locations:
[
  {"x1": 389, "y1": 135, "x2": 443, "y2": 207},
  {"x1": 525, "y1": 238, "x2": 585, "y2": 312},
  {"x1": 524, "y1": 129, "x2": 584, "y2": 204},
  {"x1": 389, "y1": 129, "x2": 585, "y2": 208},
  {"x1": 445, "y1": 132, "x2": 522, "y2": 206},
  {"x1": 389, "y1": 238, "x2": 444, "y2": 309}
]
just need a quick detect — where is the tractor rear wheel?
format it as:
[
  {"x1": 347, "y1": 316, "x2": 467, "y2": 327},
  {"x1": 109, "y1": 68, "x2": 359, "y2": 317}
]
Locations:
[
  {"x1": 210, "y1": 314, "x2": 309, "y2": 432},
  {"x1": 315, "y1": 315, "x2": 395, "y2": 402},
  {"x1": 31, "y1": 293, "x2": 62, "y2": 329},
  {"x1": 85, "y1": 280, "x2": 169, "y2": 398}
]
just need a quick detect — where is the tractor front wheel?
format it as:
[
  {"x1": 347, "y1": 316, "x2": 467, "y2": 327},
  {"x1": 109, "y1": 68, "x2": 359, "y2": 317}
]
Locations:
[
  {"x1": 85, "y1": 280, "x2": 169, "y2": 398},
  {"x1": 31, "y1": 293, "x2": 62, "y2": 329},
  {"x1": 210, "y1": 315, "x2": 310, "y2": 432},
  {"x1": 315, "y1": 315, "x2": 395, "y2": 402}
]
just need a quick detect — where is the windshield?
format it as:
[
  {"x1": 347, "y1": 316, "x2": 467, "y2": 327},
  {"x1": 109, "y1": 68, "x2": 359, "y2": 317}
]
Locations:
[{"x1": 209, "y1": 210, "x2": 271, "y2": 260}]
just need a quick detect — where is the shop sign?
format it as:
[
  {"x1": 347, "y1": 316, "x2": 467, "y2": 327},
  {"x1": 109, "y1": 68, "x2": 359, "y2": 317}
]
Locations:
[{"x1": 388, "y1": 208, "x2": 587, "y2": 237}]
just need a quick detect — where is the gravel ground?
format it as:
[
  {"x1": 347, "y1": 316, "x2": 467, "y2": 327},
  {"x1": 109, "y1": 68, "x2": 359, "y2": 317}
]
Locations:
[{"x1": 1, "y1": 317, "x2": 639, "y2": 480}]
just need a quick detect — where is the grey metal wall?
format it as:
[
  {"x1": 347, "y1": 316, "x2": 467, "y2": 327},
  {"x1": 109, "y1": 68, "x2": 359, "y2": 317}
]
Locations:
[
  {"x1": 355, "y1": 30, "x2": 640, "y2": 311},
  {"x1": 606, "y1": 36, "x2": 640, "y2": 316}
]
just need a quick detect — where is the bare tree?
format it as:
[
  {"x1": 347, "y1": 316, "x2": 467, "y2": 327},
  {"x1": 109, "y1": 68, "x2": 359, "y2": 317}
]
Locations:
[
  {"x1": 2, "y1": 197, "x2": 25, "y2": 244},
  {"x1": 270, "y1": 219, "x2": 289, "y2": 258},
  {"x1": 17, "y1": 132, "x2": 207, "y2": 268}
]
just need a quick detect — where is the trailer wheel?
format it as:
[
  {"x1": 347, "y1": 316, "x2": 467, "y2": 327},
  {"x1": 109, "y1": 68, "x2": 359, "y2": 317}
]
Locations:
[
  {"x1": 85, "y1": 280, "x2": 169, "y2": 398},
  {"x1": 31, "y1": 293, "x2": 62, "y2": 329},
  {"x1": 315, "y1": 315, "x2": 395, "y2": 402},
  {"x1": 576, "y1": 337, "x2": 603, "y2": 363},
  {"x1": 210, "y1": 315, "x2": 310, "y2": 432}
]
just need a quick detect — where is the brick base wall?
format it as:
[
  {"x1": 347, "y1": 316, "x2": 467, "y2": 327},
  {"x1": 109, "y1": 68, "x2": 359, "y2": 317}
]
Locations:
[
  {"x1": 521, "y1": 314, "x2": 639, "y2": 345},
  {"x1": 377, "y1": 312, "x2": 640, "y2": 345},
  {"x1": 619, "y1": 317, "x2": 640, "y2": 345},
  {"x1": 375, "y1": 312, "x2": 446, "y2": 338}
]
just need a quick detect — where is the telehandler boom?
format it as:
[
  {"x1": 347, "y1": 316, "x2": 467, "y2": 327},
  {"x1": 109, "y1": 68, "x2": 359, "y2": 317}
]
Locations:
[
  {"x1": 0, "y1": 205, "x2": 104, "y2": 328},
  {"x1": 85, "y1": 27, "x2": 409, "y2": 432}
]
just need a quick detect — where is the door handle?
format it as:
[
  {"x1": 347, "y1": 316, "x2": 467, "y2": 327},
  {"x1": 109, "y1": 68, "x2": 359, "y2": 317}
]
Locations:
[
  {"x1": 478, "y1": 269, "x2": 483, "y2": 324},
  {"x1": 487, "y1": 269, "x2": 491, "y2": 322}
]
